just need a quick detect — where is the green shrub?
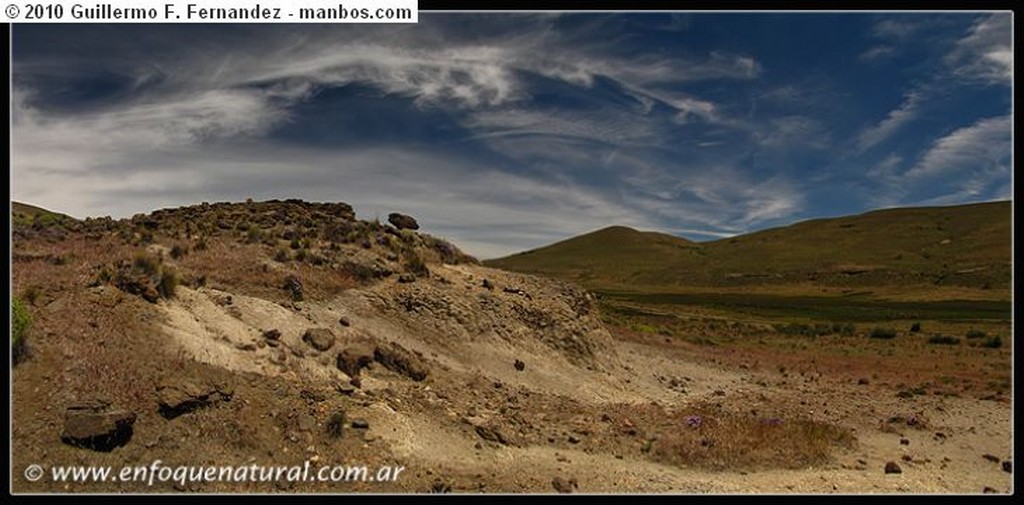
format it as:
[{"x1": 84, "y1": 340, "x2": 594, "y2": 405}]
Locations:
[
  {"x1": 926, "y1": 335, "x2": 960, "y2": 345},
  {"x1": 965, "y1": 329, "x2": 987, "y2": 339},
  {"x1": 12, "y1": 296, "x2": 31, "y2": 362},
  {"x1": 157, "y1": 268, "x2": 179, "y2": 299},
  {"x1": 870, "y1": 327, "x2": 897, "y2": 340},
  {"x1": 982, "y1": 336, "x2": 1003, "y2": 349}
]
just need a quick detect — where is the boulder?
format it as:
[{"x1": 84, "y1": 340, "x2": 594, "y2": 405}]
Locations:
[
  {"x1": 61, "y1": 400, "x2": 136, "y2": 451},
  {"x1": 387, "y1": 213, "x2": 419, "y2": 231},
  {"x1": 302, "y1": 328, "x2": 336, "y2": 351}
]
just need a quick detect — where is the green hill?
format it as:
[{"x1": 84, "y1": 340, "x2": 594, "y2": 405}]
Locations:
[
  {"x1": 11, "y1": 201, "x2": 75, "y2": 226},
  {"x1": 486, "y1": 201, "x2": 1011, "y2": 294}
]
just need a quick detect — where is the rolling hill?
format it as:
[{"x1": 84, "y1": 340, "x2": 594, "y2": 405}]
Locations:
[{"x1": 486, "y1": 201, "x2": 1012, "y2": 294}]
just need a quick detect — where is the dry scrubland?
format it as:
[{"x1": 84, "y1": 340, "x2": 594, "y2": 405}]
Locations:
[{"x1": 11, "y1": 199, "x2": 1012, "y2": 493}]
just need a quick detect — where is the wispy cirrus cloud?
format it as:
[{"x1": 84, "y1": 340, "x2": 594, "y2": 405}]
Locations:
[
  {"x1": 946, "y1": 13, "x2": 1012, "y2": 85},
  {"x1": 855, "y1": 91, "x2": 924, "y2": 153}
]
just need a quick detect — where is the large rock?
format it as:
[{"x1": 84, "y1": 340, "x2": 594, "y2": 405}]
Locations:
[
  {"x1": 387, "y1": 213, "x2": 419, "y2": 231},
  {"x1": 336, "y1": 343, "x2": 376, "y2": 380},
  {"x1": 61, "y1": 400, "x2": 136, "y2": 451},
  {"x1": 156, "y1": 378, "x2": 234, "y2": 419},
  {"x1": 374, "y1": 342, "x2": 429, "y2": 381},
  {"x1": 302, "y1": 328, "x2": 336, "y2": 351}
]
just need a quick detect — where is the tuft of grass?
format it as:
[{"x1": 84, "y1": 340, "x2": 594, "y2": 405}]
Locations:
[
  {"x1": 870, "y1": 327, "x2": 897, "y2": 340},
  {"x1": 157, "y1": 267, "x2": 179, "y2": 299},
  {"x1": 965, "y1": 329, "x2": 987, "y2": 339},
  {"x1": 647, "y1": 404, "x2": 855, "y2": 470},
  {"x1": 12, "y1": 296, "x2": 32, "y2": 363}
]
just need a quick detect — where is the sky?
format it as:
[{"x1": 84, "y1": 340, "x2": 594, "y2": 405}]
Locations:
[{"x1": 11, "y1": 13, "x2": 1013, "y2": 259}]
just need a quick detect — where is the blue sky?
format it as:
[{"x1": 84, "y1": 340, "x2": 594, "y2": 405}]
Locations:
[{"x1": 11, "y1": 13, "x2": 1012, "y2": 258}]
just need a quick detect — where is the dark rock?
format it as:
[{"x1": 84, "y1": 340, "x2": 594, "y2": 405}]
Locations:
[
  {"x1": 858, "y1": 378, "x2": 870, "y2": 385},
  {"x1": 900, "y1": 438, "x2": 909, "y2": 445},
  {"x1": 983, "y1": 487, "x2": 999, "y2": 494},
  {"x1": 398, "y1": 274, "x2": 417, "y2": 284},
  {"x1": 302, "y1": 328, "x2": 336, "y2": 351},
  {"x1": 262, "y1": 329, "x2": 281, "y2": 340},
  {"x1": 474, "y1": 424, "x2": 509, "y2": 445},
  {"x1": 387, "y1": 213, "x2": 419, "y2": 231},
  {"x1": 482, "y1": 279, "x2": 494, "y2": 290},
  {"x1": 983, "y1": 454, "x2": 1001, "y2": 463},
  {"x1": 336, "y1": 343, "x2": 376, "y2": 380},
  {"x1": 514, "y1": 359, "x2": 525, "y2": 372},
  {"x1": 61, "y1": 400, "x2": 136, "y2": 451},
  {"x1": 338, "y1": 316, "x2": 351, "y2": 327},
  {"x1": 374, "y1": 343, "x2": 429, "y2": 381},
  {"x1": 552, "y1": 476, "x2": 578, "y2": 494},
  {"x1": 156, "y1": 378, "x2": 233, "y2": 419},
  {"x1": 351, "y1": 419, "x2": 370, "y2": 430},
  {"x1": 568, "y1": 434, "x2": 581, "y2": 444},
  {"x1": 1002, "y1": 461, "x2": 1012, "y2": 473},
  {"x1": 884, "y1": 461, "x2": 902, "y2": 474}
]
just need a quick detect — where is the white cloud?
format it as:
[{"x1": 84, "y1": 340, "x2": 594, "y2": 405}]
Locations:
[
  {"x1": 947, "y1": 14, "x2": 1012, "y2": 85},
  {"x1": 905, "y1": 115, "x2": 1011, "y2": 179},
  {"x1": 855, "y1": 91, "x2": 923, "y2": 152}
]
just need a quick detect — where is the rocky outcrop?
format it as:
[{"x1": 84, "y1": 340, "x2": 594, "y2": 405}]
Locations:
[
  {"x1": 302, "y1": 328, "x2": 336, "y2": 351},
  {"x1": 388, "y1": 213, "x2": 419, "y2": 231},
  {"x1": 157, "y1": 378, "x2": 234, "y2": 419}
]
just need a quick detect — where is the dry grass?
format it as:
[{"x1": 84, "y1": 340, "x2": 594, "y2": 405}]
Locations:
[{"x1": 638, "y1": 401, "x2": 856, "y2": 469}]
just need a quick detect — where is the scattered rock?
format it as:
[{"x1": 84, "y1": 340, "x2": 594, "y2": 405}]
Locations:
[
  {"x1": 983, "y1": 486, "x2": 999, "y2": 494},
  {"x1": 374, "y1": 343, "x2": 429, "y2": 381},
  {"x1": 335, "y1": 343, "x2": 376, "y2": 381},
  {"x1": 61, "y1": 400, "x2": 136, "y2": 451},
  {"x1": 552, "y1": 476, "x2": 578, "y2": 494},
  {"x1": 858, "y1": 378, "x2": 870, "y2": 385},
  {"x1": 1002, "y1": 461, "x2": 1012, "y2": 473},
  {"x1": 884, "y1": 461, "x2": 902, "y2": 474},
  {"x1": 262, "y1": 329, "x2": 281, "y2": 340},
  {"x1": 387, "y1": 213, "x2": 419, "y2": 231},
  {"x1": 568, "y1": 434, "x2": 581, "y2": 444},
  {"x1": 302, "y1": 328, "x2": 336, "y2": 351},
  {"x1": 983, "y1": 454, "x2": 1001, "y2": 463},
  {"x1": 482, "y1": 279, "x2": 494, "y2": 290},
  {"x1": 514, "y1": 359, "x2": 525, "y2": 371},
  {"x1": 338, "y1": 316, "x2": 351, "y2": 327},
  {"x1": 351, "y1": 419, "x2": 370, "y2": 430},
  {"x1": 901, "y1": 454, "x2": 913, "y2": 462},
  {"x1": 900, "y1": 438, "x2": 909, "y2": 445},
  {"x1": 398, "y1": 273, "x2": 417, "y2": 284},
  {"x1": 156, "y1": 378, "x2": 233, "y2": 419}
]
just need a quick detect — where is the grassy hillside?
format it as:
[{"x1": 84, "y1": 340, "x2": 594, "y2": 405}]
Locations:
[
  {"x1": 487, "y1": 201, "x2": 1011, "y2": 294},
  {"x1": 11, "y1": 201, "x2": 75, "y2": 226}
]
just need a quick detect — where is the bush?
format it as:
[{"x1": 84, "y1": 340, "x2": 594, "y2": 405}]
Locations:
[
  {"x1": 926, "y1": 335, "x2": 960, "y2": 345},
  {"x1": 965, "y1": 329, "x2": 987, "y2": 339},
  {"x1": 404, "y1": 250, "x2": 429, "y2": 276},
  {"x1": 981, "y1": 336, "x2": 1003, "y2": 349},
  {"x1": 870, "y1": 327, "x2": 897, "y2": 340},
  {"x1": 12, "y1": 296, "x2": 31, "y2": 362},
  {"x1": 910, "y1": 322, "x2": 921, "y2": 333},
  {"x1": 157, "y1": 268, "x2": 179, "y2": 299}
]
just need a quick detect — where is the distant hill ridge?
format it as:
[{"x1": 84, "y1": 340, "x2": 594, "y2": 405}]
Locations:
[{"x1": 486, "y1": 201, "x2": 1011, "y2": 292}]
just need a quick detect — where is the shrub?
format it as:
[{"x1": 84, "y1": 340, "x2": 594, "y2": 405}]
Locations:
[
  {"x1": 273, "y1": 248, "x2": 289, "y2": 262},
  {"x1": 910, "y1": 322, "x2": 921, "y2": 333},
  {"x1": 965, "y1": 329, "x2": 987, "y2": 339},
  {"x1": 12, "y1": 296, "x2": 31, "y2": 362},
  {"x1": 870, "y1": 327, "x2": 897, "y2": 340},
  {"x1": 170, "y1": 244, "x2": 187, "y2": 260},
  {"x1": 404, "y1": 250, "x2": 429, "y2": 276},
  {"x1": 981, "y1": 336, "x2": 1003, "y2": 349},
  {"x1": 926, "y1": 335, "x2": 960, "y2": 345},
  {"x1": 157, "y1": 267, "x2": 179, "y2": 299}
]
